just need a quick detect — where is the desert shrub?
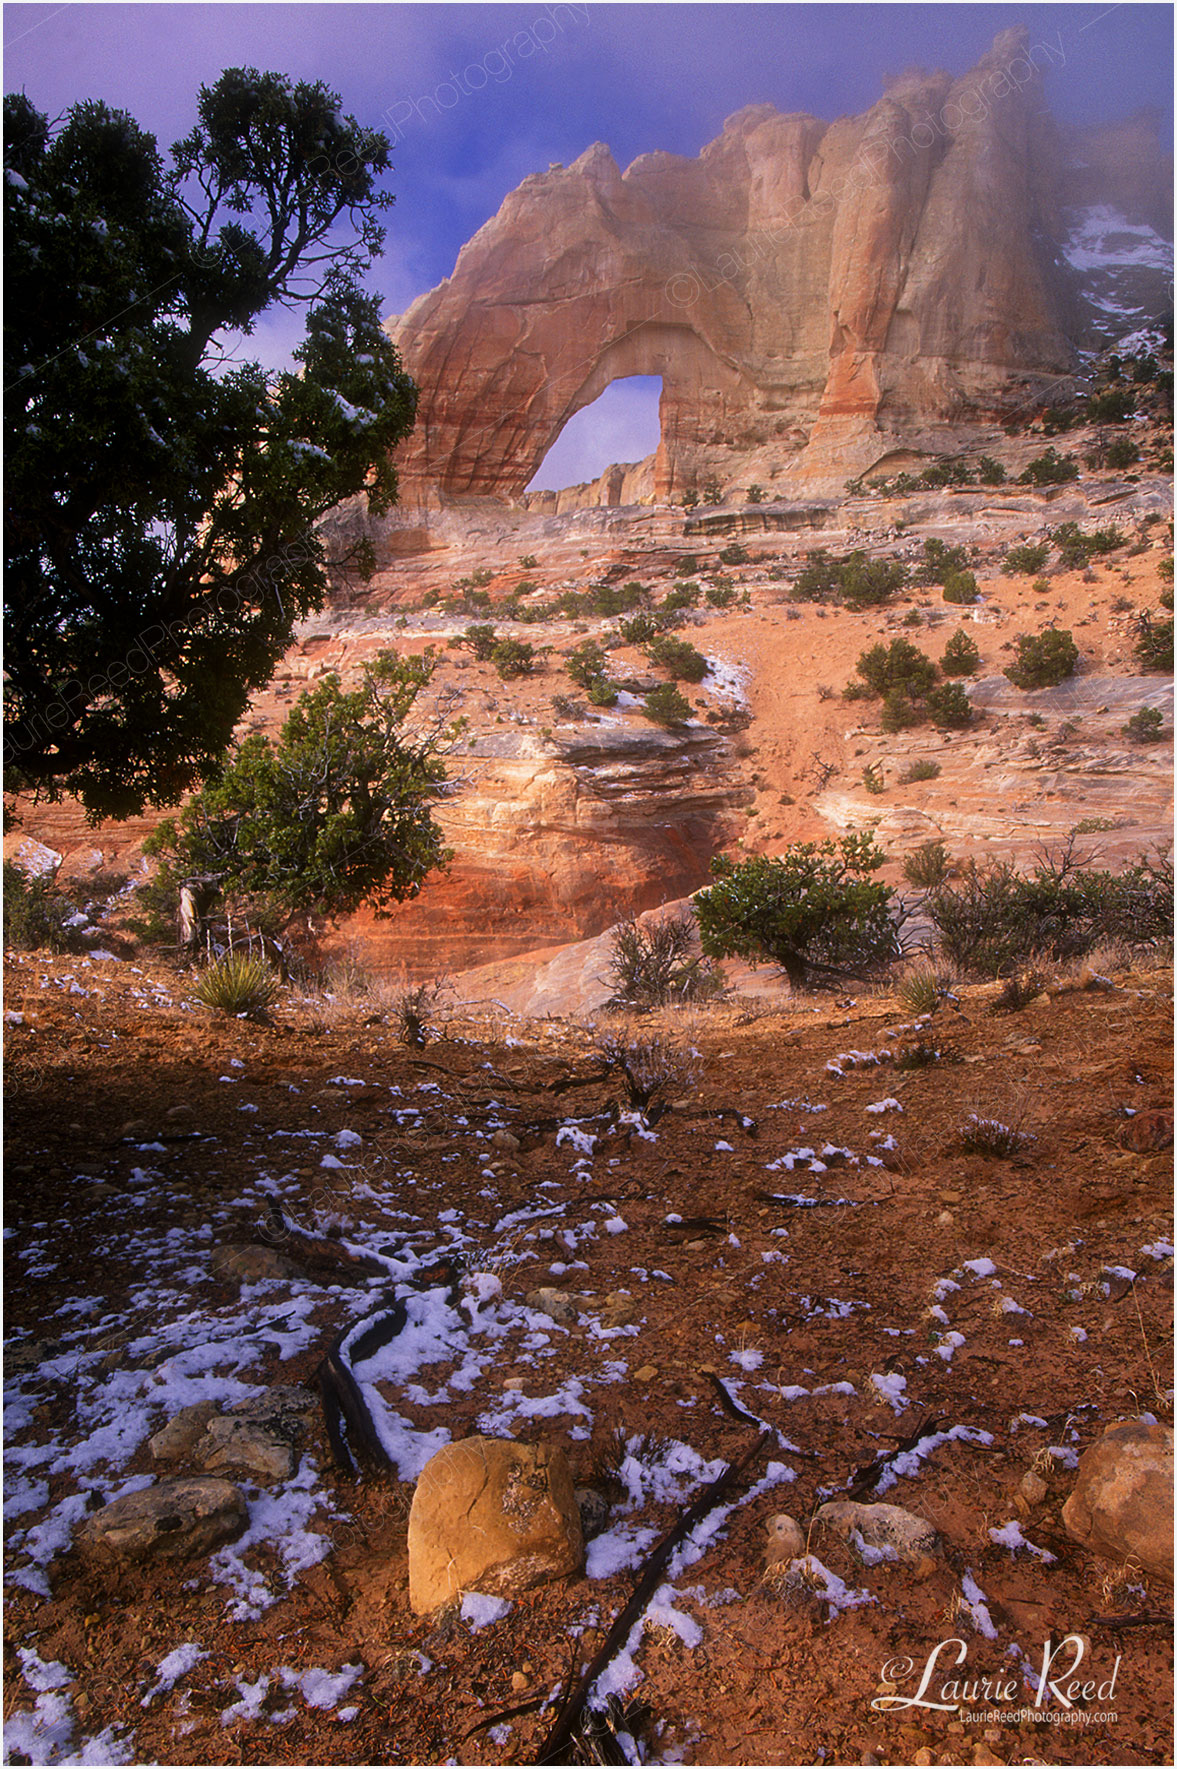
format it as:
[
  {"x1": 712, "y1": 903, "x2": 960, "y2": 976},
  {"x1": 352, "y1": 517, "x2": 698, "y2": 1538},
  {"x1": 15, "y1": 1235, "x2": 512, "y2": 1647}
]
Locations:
[
  {"x1": 705, "y1": 584, "x2": 738, "y2": 608},
  {"x1": 663, "y1": 581, "x2": 701, "y2": 612},
  {"x1": 1003, "y1": 630, "x2": 1079, "y2": 690},
  {"x1": 900, "y1": 759, "x2": 942, "y2": 785},
  {"x1": 392, "y1": 978, "x2": 447, "y2": 1047},
  {"x1": 880, "y1": 690, "x2": 924, "y2": 732},
  {"x1": 1019, "y1": 449, "x2": 1079, "y2": 486},
  {"x1": 895, "y1": 965, "x2": 955, "y2": 1014},
  {"x1": 1002, "y1": 542, "x2": 1051, "y2": 576},
  {"x1": 646, "y1": 635, "x2": 708, "y2": 681},
  {"x1": 702, "y1": 481, "x2": 723, "y2": 506},
  {"x1": 718, "y1": 543, "x2": 748, "y2": 565},
  {"x1": 842, "y1": 679, "x2": 875, "y2": 701},
  {"x1": 793, "y1": 549, "x2": 906, "y2": 607},
  {"x1": 1104, "y1": 437, "x2": 1141, "y2": 469},
  {"x1": 680, "y1": 489, "x2": 699, "y2": 510},
  {"x1": 605, "y1": 911, "x2": 725, "y2": 1009},
  {"x1": 551, "y1": 694, "x2": 586, "y2": 721},
  {"x1": 746, "y1": 485, "x2": 764, "y2": 504},
  {"x1": 1086, "y1": 387, "x2": 1135, "y2": 423},
  {"x1": 927, "y1": 849, "x2": 1173, "y2": 977},
  {"x1": 192, "y1": 949, "x2": 280, "y2": 1017},
  {"x1": 903, "y1": 840, "x2": 949, "y2": 888},
  {"x1": 694, "y1": 833, "x2": 900, "y2": 988},
  {"x1": 977, "y1": 455, "x2": 1006, "y2": 484},
  {"x1": 1123, "y1": 706, "x2": 1166, "y2": 742},
  {"x1": 514, "y1": 578, "x2": 538, "y2": 596},
  {"x1": 618, "y1": 612, "x2": 663, "y2": 644},
  {"x1": 455, "y1": 622, "x2": 498, "y2": 661},
  {"x1": 519, "y1": 554, "x2": 538, "y2": 570},
  {"x1": 941, "y1": 629, "x2": 981, "y2": 677},
  {"x1": 856, "y1": 638, "x2": 938, "y2": 700},
  {"x1": 491, "y1": 638, "x2": 536, "y2": 680},
  {"x1": 585, "y1": 679, "x2": 617, "y2": 707},
  {"x1": 915, "y1": 538, "x2": 970, "y2": 585},
  {"x1": 988, "y1": 967, "x2": 1047, "y2": 1014},
  {"x1": 862, "y1": 763, "x2": 886, "y2": 794},
  {"x1": 926, "y1": 682, "x2": 973, "y2": 728},
  {"x1": 942, "y1": 571, "x2": 979, "y2": 604},
  {"x1": 674, "y1": 555, "x2": 699, "y2": 577},
  {"x1": 2, "y1": 861, "x2": 87, "y2": 953},
  {"x1": 565, "y1": 639, "x2": 610, "y2": 691},
  {"x1": 596, "y1": 1033, "x2": 701, "y2": 1113},
  {"x1": 641, "y1": 683, "x2": 693, "y2": 727},
  {"x1": 1135, "y1": 617, "x2": 1174, "y2": 672},
  {"x1": 959, "y1": 1114, "x2": 1036, "y2": 1159},
  {"x1": 918, "y1": 456, "x2": 974, "y2": 488}
]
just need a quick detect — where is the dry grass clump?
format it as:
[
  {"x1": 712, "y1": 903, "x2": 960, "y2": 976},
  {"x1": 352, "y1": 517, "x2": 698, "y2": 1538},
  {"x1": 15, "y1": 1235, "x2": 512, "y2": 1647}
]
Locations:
[{"x1": 192, "y1": 949, "x2": 281, "y2": 1017}]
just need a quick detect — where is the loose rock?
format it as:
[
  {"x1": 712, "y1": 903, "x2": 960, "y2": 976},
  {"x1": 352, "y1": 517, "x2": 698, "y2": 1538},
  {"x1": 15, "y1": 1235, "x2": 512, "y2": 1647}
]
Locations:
[
  {"x1": 408, "y1": 1435, "x2": 583, "y2": 1614},
  {"x1": 815, "y1": 1500, "x2": 941, "y2": 1567},
  {"x1": 524, "y1": 1287, "x2": 581, "y2": 1326},
  {"x1": 150, "y1": 1401, "x2": 220, "y2": 1462},
  {"x1": 80, "y1": 1477, "x2": 247, "y2": 1563},
  {"x1": 1061, "y1": 1419, "x2": 1173, "y2": 1583},
  {"x1": 209, "y1": 1243, "x2": 307, "y2": 1285}
]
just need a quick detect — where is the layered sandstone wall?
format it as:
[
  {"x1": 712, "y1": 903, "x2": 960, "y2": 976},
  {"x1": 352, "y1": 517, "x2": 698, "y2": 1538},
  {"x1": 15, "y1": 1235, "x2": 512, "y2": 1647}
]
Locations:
[{"x1": 385, "y1": 27, "x2": 1083, "y2": 506}]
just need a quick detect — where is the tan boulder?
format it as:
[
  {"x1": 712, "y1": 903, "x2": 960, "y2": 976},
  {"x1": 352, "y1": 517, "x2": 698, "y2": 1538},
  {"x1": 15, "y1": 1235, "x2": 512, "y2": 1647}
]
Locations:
[
  {"x1": 1062, "y1": 1420, "x2": 1173, "y2": 1583},
  {"x1": 80, "y1": 1477, "x2": 247, "y2": 1563},
  {"x1": 408, "y1": 1435, "x2": 583, "y2": 1614}
]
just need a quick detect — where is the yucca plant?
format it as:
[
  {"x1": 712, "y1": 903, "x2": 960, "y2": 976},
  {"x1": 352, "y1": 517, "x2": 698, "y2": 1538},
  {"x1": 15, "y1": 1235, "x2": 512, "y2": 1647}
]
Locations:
[
  {"x1": 895, "y1": 965, "x2": 955, "y2": 1016},
  {"x1": 192, "y1": 949, "x2": 281, "y2": 1017}
]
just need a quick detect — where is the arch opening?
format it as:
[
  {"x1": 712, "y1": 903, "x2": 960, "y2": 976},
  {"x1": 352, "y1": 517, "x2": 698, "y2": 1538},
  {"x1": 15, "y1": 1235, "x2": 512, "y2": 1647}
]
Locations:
[{"x1": 525, "y1": 375, "x2": 663, "y2": 493}]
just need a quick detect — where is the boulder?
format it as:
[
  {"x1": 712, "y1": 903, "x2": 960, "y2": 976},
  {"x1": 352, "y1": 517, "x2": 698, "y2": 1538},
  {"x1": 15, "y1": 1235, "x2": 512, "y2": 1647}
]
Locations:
[
  {"x1": 524, "y1": 1287, "x2": 582, "y2": 1327},
  {"x1": 209, "y1": 1243, "x2": 307, "y2": 1285},
  {"x1": 815, "y1": 1500, "x2": 941, "y2": 1567},
  {"x1": 150, "y1": 1401, "x2": 220, "y2": 1462},
  {"x1": 80, "y1": 1477, "x2": 247, "y2": 1562},
  {"x1": 408, "y1": 1435, "x2": 583, "y2": 1614},
  {"x1": 1062, "y1": 1420, "x2": 1173, "y2": 1583}
]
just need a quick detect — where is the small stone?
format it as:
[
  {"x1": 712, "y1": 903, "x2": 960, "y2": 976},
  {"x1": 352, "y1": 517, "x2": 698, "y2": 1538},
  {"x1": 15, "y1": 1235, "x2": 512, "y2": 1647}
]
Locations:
[
  {"x1": 491, "y1": 1129, "x2": 521, "y2": 1154},
  {"x1": 937, "y1": 1210, "x2": 955, "y2": 1225},
  {"x1": 815, "y1": 1500, "x2": 941, "y2": 1566},
  {"x1": 80, "y1": 1477, "x2": 247, "y2": 1563},
  {"x1": 973, "y1": 1744, "x2": 1004, "y2": 1765},
  {"x1": 1061, "y1": 1420, "x2": 1173, "y2": 1583},
  {"x1": 599, "y1": 1292, "x2": 639, "y2": 1327},
  {"x1": 150, "y1": 1401, "x2": 220, "y2": 1462},
  {"x1": 164, "y1": 1104, "x2": 197, "y2": 1128},
  {"x1": 511, "y1": 1671, "x2": 529, "y2": 1692},
  {"x1": 913, "y1": 1750, "x2": 935, "y2": 1765},
  {"x1": 765, "y1": 1513, "x2": 805, "y2": 1564},
  {"x1": 502, "y1": 1377, "x2": 525, "y2": 1392},
  {"x1": 524, "y1": 1287, "x2": 580, "y2": 1327},
  {"x1": 408, "y1": 1436, "x2": 583, "y2": 1614},
  {"x1": 575, "y1": 1486, "x2": 610, "y2": 1539},
  {"x1": 209, "y1": 1243, "x2": 307, "y2": 1285},
  {"x1": 938, "y1": 1190, "x2": 962, "y2": 1205},
  {"x1": 633, "y1": 1364, "x2": 659, "y2": 1383},
  {"x1": 1019, "y1": 1470, "x2": 1048, "y2": 1506},
  {"x1": 119, "y1": 1119, "x2": 153, "y2": 1141}
]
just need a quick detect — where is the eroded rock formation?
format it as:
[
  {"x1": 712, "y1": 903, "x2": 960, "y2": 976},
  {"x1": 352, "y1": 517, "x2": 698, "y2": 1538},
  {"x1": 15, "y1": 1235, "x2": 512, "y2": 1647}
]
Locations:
[{"x1": 386, "y1": 27, "x2": 1083, "y2": 504}]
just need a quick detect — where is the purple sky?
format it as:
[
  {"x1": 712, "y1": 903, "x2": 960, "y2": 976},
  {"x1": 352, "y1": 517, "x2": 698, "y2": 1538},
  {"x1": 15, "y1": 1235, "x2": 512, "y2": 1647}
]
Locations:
[{"x1": 7, "y1": 3, "x2": 1173, "y2": 488}]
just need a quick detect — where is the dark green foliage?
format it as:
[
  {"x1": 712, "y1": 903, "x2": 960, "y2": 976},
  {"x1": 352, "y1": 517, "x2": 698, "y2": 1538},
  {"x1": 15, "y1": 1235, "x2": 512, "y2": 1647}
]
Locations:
[
  {"x1": 793, "y1": 549, "x2": 906, "y2": 608},
  {"x1": 916, "y1": 456, "x2": 974, "y2": 488},
  {"x1": 680, "y1": 489, "x2": 699, "y2": 510},
  {"x1": 702, "y1": 481, "x2": 723, "y2": 505},
  {"x1": 605, "y1": 911, "x2": 725, "y2": 1009},
  {"x1": 915, "y1": 538, "x2": 970, "y2": 586},
  {"x1": 1003, "y1": 542, "x2": 1051, "y2": 576},
  {"x1": 862, "y1": 763, "x2": 886, "y2": 794},
  {"x1": 144, "y1": 651, "x2": 451, "y2": 923},
  {"x1": 456, "y1": 623, "x2": 498, "y2": 661},
  {"x1": 978, "y1": 456, "x2": 1007, "y2": 484},
  {"x1": 1135, "y1": 617, "x2": 1174, "y2": 672},
  {"x1": 674, "y1": 555, "x2": 699, "y2": 577},
  {"x1": 902, "y1": 840, "x2": 949, "y2": 888},
  {"x1": 491, "y1": 638, "x2": 536, "y2": 680},
  {"x1": 718, "y1": 543, "x2": 748, "y2": 565},
  {"x1": 694, "y1": 834, "x2": 899, "y2": 988},
  {"x1": 942, "y1": 571, "x2": 979, "y2": 604},
  {"x1": 900, "y1": 759, "x2": 942, "y2": 784},
  {"x1": 1018, "y1": 449, "x2": 1079, "y2": 486},
  {"x1": 640, "y1": 683, "x2": 693, "y2": 727},
  {"x1": 926, "y1": 682, "x2": 973, "y2": 729},
  {"x1": 662, "y1": 582, "x2": 701, "y2": 613},
  {"x1": 618, "y1": 613, "x2": 664, "y2": 645},
  {"x1": 192, "y1": 949, "x2": 281, "y2": 1017},
  {"x1": 880, "y1": 691, "x2": 923, "y2": 732},
  {"x1": 928, "y1": 848, "x2": 1173, "y2": 978},
  {"x1": 586, "y1": 678, "x2": 619, "y2": 707},
  {"x1": 565, "y1": 639, "x2": 610, "y2": 691},
  {"x1": 2, "y1": 861, "x2": 89, "y2": 953},
  {"x1": 1087, "y1": 387, "x2": 1135, "y2": 423},
  {"x1": 1122, "y1": 706, "x2": 1166, "y2": 742},
  {"x1": 941, "y1": 629, "x2": 981, "y2": 677},
  {"x1": 5, "y1": 76, "x2": 417, "y2": 819},
  {"x1": 746, "y1": 485, "x2": 764, "y2": 504},
  {"x1": 705, "y1": 584, "x2": 738, "y2": 608},
  {"x1": 1003, "y1": 630, "x2": 1079, "y2": 690},
  {"x1": 646, "y1": 635, "x2": 708, "y2": 682},
  {"x1": 1051, "y1": 523, "x2": 1126, "y2": 570},
  {"x1": 1104, "y1": 437, "x2": 1142, "y2": 469},
  {"x1": 855, "y1": 639, "x2": 938, "y2": 701}
]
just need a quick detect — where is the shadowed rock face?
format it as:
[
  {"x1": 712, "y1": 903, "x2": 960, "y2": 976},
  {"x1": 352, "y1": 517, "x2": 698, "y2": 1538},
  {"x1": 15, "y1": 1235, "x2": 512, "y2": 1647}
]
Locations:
[{"x1": 388, "y1": 28, "x2": 1080, "y2": 503}]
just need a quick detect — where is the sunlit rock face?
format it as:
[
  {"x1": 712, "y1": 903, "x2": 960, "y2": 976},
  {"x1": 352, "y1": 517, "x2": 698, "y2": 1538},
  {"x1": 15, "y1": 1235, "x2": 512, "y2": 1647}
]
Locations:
[{"x1": 384, "y1": 28, "x2": 1122, "y2": 505}]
